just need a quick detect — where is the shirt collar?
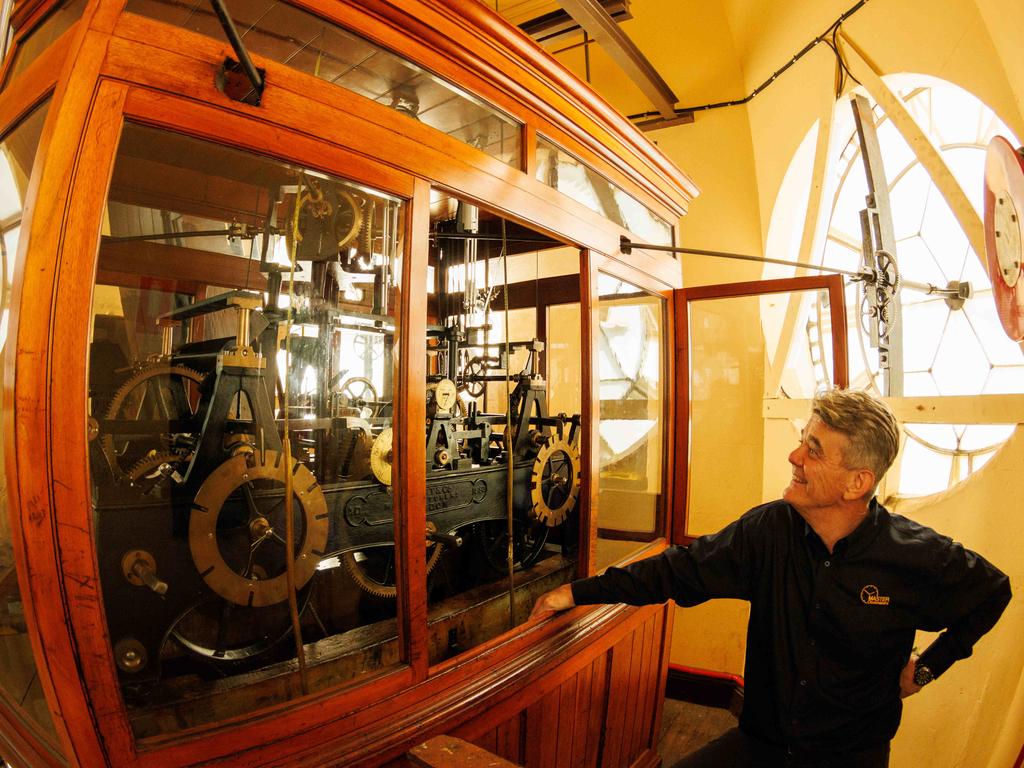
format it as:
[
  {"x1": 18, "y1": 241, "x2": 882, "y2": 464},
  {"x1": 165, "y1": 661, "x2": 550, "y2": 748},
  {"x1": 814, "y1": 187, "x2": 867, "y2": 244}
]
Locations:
[{"x1": 799, "y1": 498, "x2": 887, "y2": 557}]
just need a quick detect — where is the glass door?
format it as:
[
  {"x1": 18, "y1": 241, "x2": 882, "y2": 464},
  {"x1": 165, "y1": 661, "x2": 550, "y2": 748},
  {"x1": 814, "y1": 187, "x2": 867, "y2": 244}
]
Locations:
[{"x1": 673, "y1": 275, "x2": 848, "y2": 541}]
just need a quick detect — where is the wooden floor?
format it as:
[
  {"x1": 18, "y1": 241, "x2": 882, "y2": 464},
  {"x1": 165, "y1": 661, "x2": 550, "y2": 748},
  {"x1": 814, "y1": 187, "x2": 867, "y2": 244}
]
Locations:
[{"x1": 657, "y1": 698, "x2": 738, "y2": 767}]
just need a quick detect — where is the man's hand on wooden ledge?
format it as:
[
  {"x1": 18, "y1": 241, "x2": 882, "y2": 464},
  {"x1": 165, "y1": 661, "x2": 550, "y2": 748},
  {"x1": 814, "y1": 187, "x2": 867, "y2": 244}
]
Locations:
[{"x1": 528, "y1": 583, "x2": 575, "y2": 622}]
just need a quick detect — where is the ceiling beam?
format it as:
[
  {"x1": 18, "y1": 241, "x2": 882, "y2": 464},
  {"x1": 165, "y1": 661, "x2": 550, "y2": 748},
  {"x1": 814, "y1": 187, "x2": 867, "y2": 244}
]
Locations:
[{"x1": 557, "y1": 0, "x2": 678, "y2": 119}]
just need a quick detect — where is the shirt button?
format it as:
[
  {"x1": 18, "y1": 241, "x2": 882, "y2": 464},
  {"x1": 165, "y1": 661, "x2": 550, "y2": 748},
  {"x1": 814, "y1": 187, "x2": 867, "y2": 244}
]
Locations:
[
  {"x1": 824, "y1": 560, "x2": 831, "y2": 567},
  {"x1": 809, "y1": 638, "x2": 816, "y2": 646},
  {"x1": 800, "y1": 679, "x2": 808, "y2": 686}
]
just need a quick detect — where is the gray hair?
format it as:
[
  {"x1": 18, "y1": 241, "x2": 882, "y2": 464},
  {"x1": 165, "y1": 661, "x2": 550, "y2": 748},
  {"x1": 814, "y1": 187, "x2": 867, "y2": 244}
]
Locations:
[{"x1": 811, "y1": 389, "x2": 900, "y2": 485}]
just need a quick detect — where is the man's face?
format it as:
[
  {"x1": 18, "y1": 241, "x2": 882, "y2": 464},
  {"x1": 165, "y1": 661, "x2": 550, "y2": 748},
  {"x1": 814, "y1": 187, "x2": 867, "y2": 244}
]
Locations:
[{"x1": 783, "y1": 415, "x2": 858, "y2": 514}]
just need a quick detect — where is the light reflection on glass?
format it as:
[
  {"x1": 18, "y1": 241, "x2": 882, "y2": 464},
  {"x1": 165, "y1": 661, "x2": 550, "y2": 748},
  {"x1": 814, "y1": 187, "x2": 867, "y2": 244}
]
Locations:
[{"x1": 536, "y1": 136, "x2": 673, "y2": 245}]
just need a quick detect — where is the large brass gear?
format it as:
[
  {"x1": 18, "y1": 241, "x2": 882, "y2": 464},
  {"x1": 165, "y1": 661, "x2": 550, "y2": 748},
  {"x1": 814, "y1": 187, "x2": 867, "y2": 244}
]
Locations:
[
  {"x1": 189, "y1": 450, "x2": 328, "y2": 608},
  {"x1": 333, "y1": 188, "x2": 364, "y2": 250},
  {"x1": 530, "y1": 431, "x2": 582, "y2": 527},
  {"x1": 99, "y1": 362, "x2": 205, "y2": 483}
]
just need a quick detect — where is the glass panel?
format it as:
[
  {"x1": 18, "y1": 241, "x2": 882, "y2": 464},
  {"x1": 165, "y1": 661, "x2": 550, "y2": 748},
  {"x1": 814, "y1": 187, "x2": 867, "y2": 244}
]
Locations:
[
  {"x1": 124, "y1": 0, "x2": 521, "y2": 165},
  {"x1": 423, "y1": 192, "x2": 581, "y2": 664},
  {"x1": 593, "y1": 273, "x2": 665, "y2": 570},
  {"x1": 688, "y1": 294, "x2": 766, "y2": 537},
  {"x1": 88, "y1": 123, "x2": 406, "y2": 737},
  {"x1": 0, "y1": 0, "x2": 14, "y2": 62},
  {"x1": 1, "y1": 0, "x2": 87, "y2": 90},
  {"x1": 690, "y1": 287, "x2": 848, "y2": 536},
  {"x1": 759, "y1": 287, "x2": 836, "y2": 398},
  {"x1": 0, "y1": 99, "x2": 60, "y2": 746},
  {"x1": 535, "y1": 135, "x2": 672, "y2": 245}
]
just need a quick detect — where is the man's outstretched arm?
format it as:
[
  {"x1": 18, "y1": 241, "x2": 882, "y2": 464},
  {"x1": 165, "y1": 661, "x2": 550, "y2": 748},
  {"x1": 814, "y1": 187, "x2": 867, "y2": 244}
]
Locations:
[{"x1": 528, "y1": 508, "x2": 766, "y2": 621}]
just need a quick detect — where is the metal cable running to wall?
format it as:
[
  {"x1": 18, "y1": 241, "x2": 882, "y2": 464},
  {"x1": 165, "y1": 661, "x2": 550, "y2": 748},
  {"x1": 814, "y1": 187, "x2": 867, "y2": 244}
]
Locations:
[{"x1": 628, "y1": 0, "x2": 869, "y2": 126}]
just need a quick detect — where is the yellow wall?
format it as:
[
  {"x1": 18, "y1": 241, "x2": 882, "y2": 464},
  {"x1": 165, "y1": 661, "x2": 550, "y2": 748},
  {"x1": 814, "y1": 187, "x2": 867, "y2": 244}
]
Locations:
[
  {"x1": 551, "y1": 0, "x2": 1024, "y2": 764},
  {"x1": 887, "y1": 431, "x2": 1024, "y2": 767}
]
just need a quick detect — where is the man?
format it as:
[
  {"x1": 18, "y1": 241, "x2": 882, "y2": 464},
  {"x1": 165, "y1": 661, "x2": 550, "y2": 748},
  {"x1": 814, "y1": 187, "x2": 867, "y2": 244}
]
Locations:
[{"x1": 530, "y1": 389, "x2": 1011, "y2": 768}]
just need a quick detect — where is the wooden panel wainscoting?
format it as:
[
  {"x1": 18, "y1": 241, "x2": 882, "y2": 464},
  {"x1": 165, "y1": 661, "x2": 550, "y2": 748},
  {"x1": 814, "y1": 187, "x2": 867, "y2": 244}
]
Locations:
[{"x1": 447, "y1": 603, "x2": 670, "y2": 768}]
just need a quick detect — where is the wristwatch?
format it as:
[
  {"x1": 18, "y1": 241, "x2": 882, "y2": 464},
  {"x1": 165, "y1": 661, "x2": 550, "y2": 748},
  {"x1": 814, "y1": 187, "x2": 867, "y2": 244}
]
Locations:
[{"x1": 913, "y1": 662, "x2": 934, "y2": 687}]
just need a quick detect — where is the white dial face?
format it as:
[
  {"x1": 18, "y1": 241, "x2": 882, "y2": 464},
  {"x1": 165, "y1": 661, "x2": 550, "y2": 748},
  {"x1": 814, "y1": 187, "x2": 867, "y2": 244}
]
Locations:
[
  {"x1": 994, "y1": 189, "x2": 1021, "y2": 289},
  {"x1": 434, "y1": 378, "x2": 458, "y2": 411}
]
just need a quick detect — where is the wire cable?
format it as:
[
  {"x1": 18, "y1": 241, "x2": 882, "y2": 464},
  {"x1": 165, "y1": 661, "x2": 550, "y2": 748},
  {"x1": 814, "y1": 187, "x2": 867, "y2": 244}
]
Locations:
[
  {"x1": 501, "y1": 219, "x2": 516, "y2": 629},
  {"x1": 284, "y1": 176, "x2": 309, "y2": 695},
  {"x1": 627, "y1": 0, "x2": 868, "y2": 122}
]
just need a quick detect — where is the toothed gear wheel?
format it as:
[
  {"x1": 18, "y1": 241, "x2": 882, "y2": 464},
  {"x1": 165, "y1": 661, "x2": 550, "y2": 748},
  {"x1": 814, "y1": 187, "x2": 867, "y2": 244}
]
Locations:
[
  {"x1": 99, "y1": 363, "x2": 205, "y2": 483},
  {"x1": 338, "y1": 376, "x2": 379, "y2": 416},
  {"x1": 460, "y1": 358, "x2": 487, "y2": 399},
  {"x1": 370, "y1": 427, "x2": 394, "y2": 486},
  {"x1": 127, "y1": 450, "x2": 193, "y2": 493},
  {"x1": 530, "y1": 432, "x2": 581, "y2": 527},
  {"x1": 341, "y1": 542, "x2": 445, "y2": 599}
]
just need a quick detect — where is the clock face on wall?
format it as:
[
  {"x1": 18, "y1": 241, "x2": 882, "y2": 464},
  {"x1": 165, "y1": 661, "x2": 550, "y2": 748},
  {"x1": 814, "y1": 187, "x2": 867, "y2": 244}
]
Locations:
[{"x1": 984, "y1": 136, "x2": 1024, "y2": 342}]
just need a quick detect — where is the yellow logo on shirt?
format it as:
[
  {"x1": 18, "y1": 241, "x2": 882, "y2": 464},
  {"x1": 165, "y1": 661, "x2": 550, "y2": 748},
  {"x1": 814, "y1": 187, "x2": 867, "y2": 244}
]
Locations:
[{"x1": 860, "y1": 585, "x2": 890, "y2": 605}]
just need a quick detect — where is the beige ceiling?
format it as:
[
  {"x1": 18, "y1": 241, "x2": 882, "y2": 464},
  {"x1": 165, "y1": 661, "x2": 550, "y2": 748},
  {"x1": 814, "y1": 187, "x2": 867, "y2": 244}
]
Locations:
[{"x1": 486, "y1": 0, "x2": 861, "y2": 119}]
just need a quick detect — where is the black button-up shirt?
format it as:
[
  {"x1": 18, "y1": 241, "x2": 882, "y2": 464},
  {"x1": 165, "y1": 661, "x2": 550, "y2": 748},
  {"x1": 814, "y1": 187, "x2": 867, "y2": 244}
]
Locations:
[{"x1": 571, "y1": 499, "x2": 1011, "y2": 757}]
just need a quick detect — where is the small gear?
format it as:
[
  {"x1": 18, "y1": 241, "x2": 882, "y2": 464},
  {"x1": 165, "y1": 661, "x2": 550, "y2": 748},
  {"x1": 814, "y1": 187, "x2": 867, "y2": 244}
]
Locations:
[
  {"x1": 341, "y1": 540, "x2": 445, "y2": 600},
  {"x1": 127, "y1": 450, "x2": 193, "y2": 494},
  {"x1": 99, "y1": 363, "x2": 205, "y2": 483},
  {"x1": 460, "y1": 357, "x2": 488, "y2": 399},
  {"x1": 337, "y1": 420, "x2": 374, "y2": 480},
  {"x1": 338, "y1": 376, "x2": 379, "y2": 417},
  {"x1": 530, "y1": 431, "x2": 582, "y2": 527}
]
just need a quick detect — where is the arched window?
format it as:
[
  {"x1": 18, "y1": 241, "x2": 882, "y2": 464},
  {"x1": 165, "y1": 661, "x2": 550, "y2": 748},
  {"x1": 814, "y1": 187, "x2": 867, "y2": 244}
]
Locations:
[{"x1": 768, "y1": 75, "x2": 1023, "y2": 497}]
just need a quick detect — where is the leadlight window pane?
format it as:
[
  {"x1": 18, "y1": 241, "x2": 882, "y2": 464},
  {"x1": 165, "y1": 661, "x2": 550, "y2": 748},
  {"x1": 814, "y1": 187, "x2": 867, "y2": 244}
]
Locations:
[
  {"x1": 124, "y1": 0, "x2": 521, "y2": 165},
  {"x1": 535, "y1": 135, "x2": 673, "y2": 245},
  {"x1": 0, "y1": 0, "x2": 87, "y2": 90},
  {"x1": 0, "y1": 99, "x2": 62, "y2": 748},
  {"x1": 88, "y1": 122, "x2": 408, "y2": 737},
  {"x1": 594, "y1": 274, "x2": 665, "y2": 568}
]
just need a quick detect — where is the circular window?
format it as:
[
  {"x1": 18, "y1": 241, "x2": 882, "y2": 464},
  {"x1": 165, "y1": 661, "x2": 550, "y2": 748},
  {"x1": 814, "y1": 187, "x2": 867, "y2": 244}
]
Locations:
[{"x1": 773, "y1": 75, "x2": 1023, "y2": 497}]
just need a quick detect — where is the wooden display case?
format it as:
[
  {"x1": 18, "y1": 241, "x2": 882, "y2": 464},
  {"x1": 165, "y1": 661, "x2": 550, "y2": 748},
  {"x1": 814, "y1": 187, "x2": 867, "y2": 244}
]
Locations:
[{"x1": 0, "y1": 0, "x2": 696, "y2": 765}]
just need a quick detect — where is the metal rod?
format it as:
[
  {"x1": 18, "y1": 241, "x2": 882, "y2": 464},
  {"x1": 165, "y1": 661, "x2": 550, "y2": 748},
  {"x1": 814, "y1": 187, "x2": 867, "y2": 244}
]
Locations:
[
  {"x1": 209, "y1": 0, "x2": 265, "y2": 95},
  {"x1": 620, "y1": 237, "x2": 865, "y2": 278},
  {"x1": 620, "y1": 237, "x2": 965, "y2": 298},
  {"x1": 430, "y1": 233, "x2": 558, "y2": 244},
  {"x1": 104, "y1": 228, "x2": 253, "y2": 244}
]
